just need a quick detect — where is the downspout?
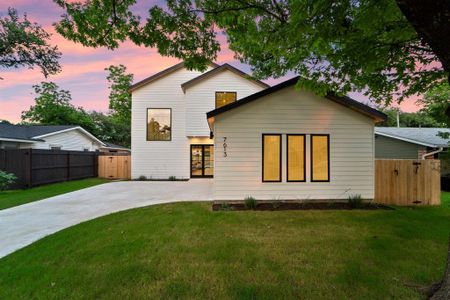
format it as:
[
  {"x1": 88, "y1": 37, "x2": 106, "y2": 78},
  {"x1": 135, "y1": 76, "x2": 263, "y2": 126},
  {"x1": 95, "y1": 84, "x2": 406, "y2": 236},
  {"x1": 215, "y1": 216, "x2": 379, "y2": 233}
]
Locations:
[{"x1": 421, "y1": 147, "x2": 444, "y2": 160}]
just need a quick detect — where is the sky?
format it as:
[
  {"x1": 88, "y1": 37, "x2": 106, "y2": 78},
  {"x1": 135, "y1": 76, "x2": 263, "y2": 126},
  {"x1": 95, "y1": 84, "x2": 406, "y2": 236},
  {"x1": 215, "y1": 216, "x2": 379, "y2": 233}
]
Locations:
[{"x1": 0, "y1": 1, "x2": 421, "y2": 123}]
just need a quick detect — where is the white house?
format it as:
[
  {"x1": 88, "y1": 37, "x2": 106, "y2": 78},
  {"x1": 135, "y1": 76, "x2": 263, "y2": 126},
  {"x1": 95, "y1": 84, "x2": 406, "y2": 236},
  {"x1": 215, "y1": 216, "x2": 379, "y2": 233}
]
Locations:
[
  {"x1": 130, "y1": 62, "x2": 269, "y2": 179},
  {"x1": 131, "y1": 63, "x2": 387, "y2": 200},
  {"x1": 0, "y1": 124, "x2": 105, "y2": 151}
]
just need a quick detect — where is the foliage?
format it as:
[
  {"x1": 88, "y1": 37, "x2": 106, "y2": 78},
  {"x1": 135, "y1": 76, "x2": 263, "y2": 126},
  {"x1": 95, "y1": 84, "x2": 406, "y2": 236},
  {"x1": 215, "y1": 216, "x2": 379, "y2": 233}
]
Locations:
[
  {"x1": 105, "y1": 64, "x2": 133, "y2": 123},
  {"x1": 138, "y1": 175, "x2": 147, "y2": 181},
  {"x1": 377, "y1": 107, "x2": 444, "y2": 128},
  {"x1": 0, "y1": 178, "x2": 107, "y2": 210},
  {"x1": 53, "y1": 0, "x2": 448, "y2": 105},
  {"x1": 168, "y1": 176, "x2": 177, "y2": 181},
  {"x1": 0, "y1": 171, "x2": 16, "y2": 191},
  {"x1": 418, "y1": 83, "x2": 450, "y2": 128},
  {"x1": 220, "y1": 202, "x2": 231, "y2": 210},
  {"x1": 21, "y1": 82, "x2": 95, "y2": 131},
  {"x1": 244, "y1": 196, "x2": 257, "y2": 209},
  {"x1": 347, "y1": 194, "x2": 363, "y2": 209},
  {"x1": 0, "y1": 8, "x2": 61, "y2": 77},
  {"x1": 89, "y1": 111, "x2": 130, "y2": 148}
]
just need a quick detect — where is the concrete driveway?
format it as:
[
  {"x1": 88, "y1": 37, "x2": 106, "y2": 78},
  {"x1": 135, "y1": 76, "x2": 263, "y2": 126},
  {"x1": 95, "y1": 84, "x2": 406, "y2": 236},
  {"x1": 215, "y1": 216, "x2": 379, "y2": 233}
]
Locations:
[{"x1": 0, "y1": 180, "x2": 213, "y2": 259}]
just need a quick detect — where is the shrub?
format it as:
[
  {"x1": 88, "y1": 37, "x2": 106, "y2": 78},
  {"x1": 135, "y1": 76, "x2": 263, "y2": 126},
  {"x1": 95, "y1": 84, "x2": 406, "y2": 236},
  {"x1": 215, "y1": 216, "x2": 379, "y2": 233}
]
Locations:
[
  {"x1": 220, "y1": 202, "x2": 231, "y2": 210},
  {"x1": 0, "y1": 171, "x2": 17, "y2": 191},
  {"x1": 244, "y1": 196, "x2": 257, "y2": 209},
  {"x1": 168, "y1": 176, "x2": 176, "y2": 181},
  {"x1": 138, "y1": 175, "x2": 147, "y2": 181},
  {"x1": 348, "y1": 194, "x2": 363, "y2": 208}
]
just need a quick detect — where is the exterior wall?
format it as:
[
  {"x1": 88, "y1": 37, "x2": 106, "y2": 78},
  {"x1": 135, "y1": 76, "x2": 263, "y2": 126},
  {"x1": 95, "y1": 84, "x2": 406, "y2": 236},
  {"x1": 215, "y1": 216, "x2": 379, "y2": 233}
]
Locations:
[
  {"x1": 185, "y1": 70, "x2": 265, "y2": 137},
  {"x1": 213, "y1": 87, "x2": 376, "y2": 200},
  {"x1": 0, "y1": 141, "x2": 21, "y2": 149},
  {"x1": 374, "y1": 135, "x2": 424, "y2": 159},
  {"x1": 131, "y1": 67, "x2": 213, "y2": 179}
]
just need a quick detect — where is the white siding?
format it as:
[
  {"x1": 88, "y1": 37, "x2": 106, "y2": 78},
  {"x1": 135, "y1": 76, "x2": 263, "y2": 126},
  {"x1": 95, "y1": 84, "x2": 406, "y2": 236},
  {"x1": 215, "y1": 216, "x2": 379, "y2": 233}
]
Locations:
[
  {"x1": 185, "y1": 70, "x2": 264, "y2": 136},
  {"x1": 213, "y1": 87, "x2": 376, "y2": 200},
  {"x1": 131, "y1": 67, "x2": 213, "y2": 179},
  {"x1": 18, "y1": 130, "x2": 101, "y2": 151}
]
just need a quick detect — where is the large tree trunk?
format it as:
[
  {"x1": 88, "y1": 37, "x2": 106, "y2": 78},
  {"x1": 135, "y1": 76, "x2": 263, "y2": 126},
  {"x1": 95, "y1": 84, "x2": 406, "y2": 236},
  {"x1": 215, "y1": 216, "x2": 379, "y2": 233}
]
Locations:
[
  {"x1": 395, "y1": 0, "x2": 450, "y2": 84},
  {"x1": 429, "y1": 237, "x2": 450, "y2": 299}
]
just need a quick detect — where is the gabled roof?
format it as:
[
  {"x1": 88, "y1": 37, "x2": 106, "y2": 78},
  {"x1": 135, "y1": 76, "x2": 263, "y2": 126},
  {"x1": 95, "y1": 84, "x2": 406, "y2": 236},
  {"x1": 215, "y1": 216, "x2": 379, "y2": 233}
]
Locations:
[
  {"x1": 181, "y1": 63, "x2": 270, "y2": 92},
  {"x1": 130, "y1": 61, "x2": 219, "y2": 92},
  {"x1": 206, "y1": 76, "x2": 387, "y2": 122},
  {"x1": 101, "y1": 142, "x2": 131, "y2": 151},
  {"x1": 0, "y1": 124, "x2": 106, "y2": 146},
  {"x1": 375, "y1": 127, "x2": 450, "y2": 148}
]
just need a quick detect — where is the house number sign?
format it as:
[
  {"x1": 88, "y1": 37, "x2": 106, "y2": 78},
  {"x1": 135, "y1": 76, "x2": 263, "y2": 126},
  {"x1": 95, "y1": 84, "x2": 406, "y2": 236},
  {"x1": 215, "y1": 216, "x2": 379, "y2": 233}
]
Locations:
[{"x1": 223, "y1": 137, "x2": 227, "y2": 157}]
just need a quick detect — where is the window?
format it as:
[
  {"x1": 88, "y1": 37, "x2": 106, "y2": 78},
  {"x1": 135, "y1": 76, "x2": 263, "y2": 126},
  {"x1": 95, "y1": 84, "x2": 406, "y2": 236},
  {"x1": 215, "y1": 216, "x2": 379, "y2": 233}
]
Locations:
[
  {"x1": 287, "y1": 134, "x2": 306, "y2": 182},
  {"x1": 215, "y1": 92, "x2": 237, "y2": 109},
  {"x1": 50, "y1": 145, "x2": 61, "y2": 150},
  {"x1": 311, "y1": 134, "x2": 330, "y2": 182},
  {"x1": 147, "y1": 108, "x2": 171, "y2": 141},
  {"x1": 262, "y1": 134, "x2": 282, "y2": 182}
]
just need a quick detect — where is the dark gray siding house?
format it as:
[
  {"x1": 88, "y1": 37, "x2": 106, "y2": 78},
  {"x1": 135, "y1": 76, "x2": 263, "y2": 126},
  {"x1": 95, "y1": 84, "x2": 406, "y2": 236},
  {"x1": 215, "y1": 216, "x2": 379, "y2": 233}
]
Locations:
[{"x1": 375, "y1": 134, "x2": 425, "y2": 159}]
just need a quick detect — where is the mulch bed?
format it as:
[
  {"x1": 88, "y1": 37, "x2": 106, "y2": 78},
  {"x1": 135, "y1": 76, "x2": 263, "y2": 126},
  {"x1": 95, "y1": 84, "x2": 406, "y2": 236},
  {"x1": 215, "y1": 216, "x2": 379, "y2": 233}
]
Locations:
[{"x1": 212, "y1": 201, "x2": 393, "y2": 211}]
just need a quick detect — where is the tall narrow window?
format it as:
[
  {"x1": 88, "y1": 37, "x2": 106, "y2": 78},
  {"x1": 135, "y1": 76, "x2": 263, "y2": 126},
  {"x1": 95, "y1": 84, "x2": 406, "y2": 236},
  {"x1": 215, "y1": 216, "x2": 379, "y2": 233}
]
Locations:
[
  {"x1": 311, "y1": 134, "x2": 330, "y2": 182},
  {"x1": 287, "y1": 134, "x2": 306, "y2": 182},
  {"x1": 147, "y1": 108, "x2": 171, "y2": 141},
  {"x1": 262, "y1": 134, "x2": 282, "y2": 182},
  {"x1": 215, "y1": 92, "x2": 237, "y2": 109}
]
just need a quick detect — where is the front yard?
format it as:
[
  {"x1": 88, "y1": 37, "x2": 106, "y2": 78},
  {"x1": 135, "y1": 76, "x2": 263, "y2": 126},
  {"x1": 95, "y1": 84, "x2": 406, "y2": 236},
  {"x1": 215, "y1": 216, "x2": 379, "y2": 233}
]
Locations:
[
  {"x1": 0, "y1": 178, "x2": 108, "y2": 210},
  {"x1": 0, "y1": 192, "x2": 449, "y2": 299}
]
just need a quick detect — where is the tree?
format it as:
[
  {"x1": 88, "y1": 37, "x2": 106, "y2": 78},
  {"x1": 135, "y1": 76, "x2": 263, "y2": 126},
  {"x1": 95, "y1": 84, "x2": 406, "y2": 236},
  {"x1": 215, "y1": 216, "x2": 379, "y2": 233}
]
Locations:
[
  {"x1": 89, "y1": 111, "x2": 131, "y2": 148},
  {"x1": 377, "y1": 107, "x2": 445, "y2": 128},
  {"x1": 21, "y1": 82, "x2": 95, "y2": 132},
  {"x1": 418, "y1": 83, "x2": 450, "y2": 128},
  {"x1": 53, "y1": 0, "x2": 449, "y2": 106},
  {"x1": 0, "y1": 8, "x2": 61, "y2": 77},
  {"x1": 105, "y1": 64, "x2": 133, "y2": 123}
]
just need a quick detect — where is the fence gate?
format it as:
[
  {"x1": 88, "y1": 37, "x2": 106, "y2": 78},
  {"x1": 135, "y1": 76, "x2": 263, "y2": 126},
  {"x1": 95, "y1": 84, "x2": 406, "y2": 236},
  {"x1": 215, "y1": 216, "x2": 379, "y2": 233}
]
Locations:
[
  {"x1": 98, "y1": 155, "x2": 131, "y2": 180},
  {"x1": 375, "y1": 159, "x2": 441, "y2": 206}
]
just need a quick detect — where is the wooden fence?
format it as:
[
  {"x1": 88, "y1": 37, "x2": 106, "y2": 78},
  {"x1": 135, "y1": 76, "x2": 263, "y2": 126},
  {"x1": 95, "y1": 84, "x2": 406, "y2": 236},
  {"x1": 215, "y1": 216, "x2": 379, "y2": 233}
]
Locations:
[
  {"x1": 0, "y1": 149, "x2": 98, "y2": 189},
  {"x1": 98, "y1": 154, "x2": 131, "y2": 180},
  {"x1": 375, "y1": 159, "x2": 441, "y2": 206}
]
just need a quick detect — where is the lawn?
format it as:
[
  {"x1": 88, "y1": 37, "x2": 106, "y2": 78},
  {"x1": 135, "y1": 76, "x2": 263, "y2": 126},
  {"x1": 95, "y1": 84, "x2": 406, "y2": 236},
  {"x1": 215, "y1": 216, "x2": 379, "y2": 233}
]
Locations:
[
  {"x1": 0, "y1": 193, "x2": 449, "y2": 299},
  {"x1": 0, "y1": 178, "x2": 108, "y2": 210}
]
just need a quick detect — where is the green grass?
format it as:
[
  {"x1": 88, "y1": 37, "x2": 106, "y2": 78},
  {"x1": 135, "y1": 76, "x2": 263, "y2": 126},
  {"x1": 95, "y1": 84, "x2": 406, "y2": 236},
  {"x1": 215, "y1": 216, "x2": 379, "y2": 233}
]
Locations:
[
  {"x1": 0, "y1": 178, "x2": 109, "y2": 210},
  {"x1": 0, "y1": 193, "x2": 450, "y2": 299}
]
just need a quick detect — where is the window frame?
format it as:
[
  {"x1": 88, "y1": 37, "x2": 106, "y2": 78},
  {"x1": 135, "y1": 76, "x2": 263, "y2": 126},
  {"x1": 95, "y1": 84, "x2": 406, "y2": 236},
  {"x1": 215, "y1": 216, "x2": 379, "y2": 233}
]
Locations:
[
  {"x1": 310, "y1": 134, "x2": 330, "y2": 182},
  {"x1": 262, "y1": 134, "x2": 282, "y2": 183},
  {"x1": 146, "y1": 108, "x2": 172, "y2": 142},
  {"x1": 286, "y1": 134, "x2": 306, "y2": 182},
  {"x1": 215, "y1": 91, "x2": 237, "y2": 109}
]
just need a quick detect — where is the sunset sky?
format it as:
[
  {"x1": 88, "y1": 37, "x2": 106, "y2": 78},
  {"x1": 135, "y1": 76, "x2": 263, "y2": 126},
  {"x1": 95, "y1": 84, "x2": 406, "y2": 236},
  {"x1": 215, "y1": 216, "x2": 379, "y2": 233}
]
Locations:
[{"x1": 0, "y1": 1, "x2": 420, "y2": 123}]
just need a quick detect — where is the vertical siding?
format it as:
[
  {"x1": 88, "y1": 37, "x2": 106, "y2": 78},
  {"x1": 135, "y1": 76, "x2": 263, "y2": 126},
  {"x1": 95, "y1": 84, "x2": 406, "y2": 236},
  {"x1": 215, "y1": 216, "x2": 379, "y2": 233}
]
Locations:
[
  {"x1": 375, "y1": 135, "x2": 424, "y2": 159},
  {"x1": 214, "y1": 87, "x2": 376, "y2": 200},
  {"x1": 185, "y1": 70, "x2": 265, "y2": 136},
  {"x1": 131, "y1": 67, "x2": 211, "y2": 179}
]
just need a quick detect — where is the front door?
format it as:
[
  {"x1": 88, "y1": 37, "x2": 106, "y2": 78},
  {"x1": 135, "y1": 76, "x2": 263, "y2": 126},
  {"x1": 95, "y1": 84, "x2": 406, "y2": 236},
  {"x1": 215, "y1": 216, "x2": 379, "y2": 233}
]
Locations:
[{"x1": 191, "y1": 145, "x2": 214, "y2": 178}]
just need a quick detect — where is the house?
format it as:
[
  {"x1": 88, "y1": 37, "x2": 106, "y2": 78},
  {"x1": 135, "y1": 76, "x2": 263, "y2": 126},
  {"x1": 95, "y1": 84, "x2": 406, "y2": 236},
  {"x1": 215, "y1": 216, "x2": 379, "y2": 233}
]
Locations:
[
  {"x1": 375, "y1": 127, "x2": 449, "y2": 159},
  {"x1": 131, "y1": 62, "x2": 269, "y2": 179},
  {"x1": 0, "y1": 124, "x2": 105, "y2": 151},
  {"x1": 99, "y1": 142, "x2": 131, "y2": 154},
  {"x1": 131, "y1": 62, "x2": 387, "y2": 200}
]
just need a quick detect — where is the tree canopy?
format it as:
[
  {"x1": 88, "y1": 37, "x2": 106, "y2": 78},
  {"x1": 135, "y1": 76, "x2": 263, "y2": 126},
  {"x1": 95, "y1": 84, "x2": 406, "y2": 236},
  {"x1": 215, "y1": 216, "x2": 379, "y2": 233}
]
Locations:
[
  {"x1": 105, "y1": 64, "x2": 133, "y2": 124},
  {"x1": 0, "y1": 8, "x2": 61, "y2": 78},
  {"x1": 53, "y1": 0, "x2": 449, "y2": 106}
]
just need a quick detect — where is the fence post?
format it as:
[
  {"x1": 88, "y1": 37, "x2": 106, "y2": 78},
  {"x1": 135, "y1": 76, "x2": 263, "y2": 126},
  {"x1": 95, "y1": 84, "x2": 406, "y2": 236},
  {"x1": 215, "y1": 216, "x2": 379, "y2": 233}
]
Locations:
[
  {"x1": 27, "y1": 149, "x2": 32, "y2": 187},
  {"x1": 67, "y1": 151, "x2": 70, "y2": 181},
  {"x1": 94, "y1": 152, "x2": 99, "y2": 177}
]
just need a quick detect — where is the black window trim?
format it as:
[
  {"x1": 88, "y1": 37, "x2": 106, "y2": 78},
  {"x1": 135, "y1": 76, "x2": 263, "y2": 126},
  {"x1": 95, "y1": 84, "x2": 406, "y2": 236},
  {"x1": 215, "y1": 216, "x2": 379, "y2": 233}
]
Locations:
[
  {"x1": 146, "y1": 108, "x2": 172, "y2": 141},
  {"x1": 310, "y1": 134, "x2": 330, "y2": 182},
  {"x1": 262, "y1": 133, "x2": 282, "y2": 183},
  {"x1": 286, "y1": 134, "x2": 306, "y2": 182},
  {"x1": 190, "y1": 144, "x2": 214, "y2": 178},
  {"x1": 215, "y1": 91, "x2": 237, "y2": 109}
]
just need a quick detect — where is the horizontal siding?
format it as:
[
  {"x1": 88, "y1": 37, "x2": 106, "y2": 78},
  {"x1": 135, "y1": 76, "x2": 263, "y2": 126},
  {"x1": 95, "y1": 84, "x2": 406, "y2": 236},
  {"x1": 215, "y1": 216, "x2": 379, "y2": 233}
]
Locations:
[
  {"x1": 375, "y1": 134, "x2": 423, "y2": 159},
  {"x1": 214, "y1": 87, "x2": 375, "y2": 200},
  {"x1": 20, "y1": 130, "x2": 101, "y2": 151},
  {"x1": 185, "y1": 70, "x2": 264, "y2": 136}
]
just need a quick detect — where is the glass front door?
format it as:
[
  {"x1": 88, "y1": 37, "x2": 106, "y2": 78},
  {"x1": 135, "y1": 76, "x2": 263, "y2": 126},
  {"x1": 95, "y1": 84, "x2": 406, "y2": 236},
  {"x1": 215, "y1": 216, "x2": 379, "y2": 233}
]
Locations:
[{"x1": 191, "y1": 145, "x2": 214, "y2": 178}]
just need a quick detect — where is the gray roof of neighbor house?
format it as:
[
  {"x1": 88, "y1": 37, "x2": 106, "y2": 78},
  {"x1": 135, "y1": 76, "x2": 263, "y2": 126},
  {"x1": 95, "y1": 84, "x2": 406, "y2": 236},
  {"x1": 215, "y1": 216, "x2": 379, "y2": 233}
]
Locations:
[
  {"x1": 101, "y1": 142, "x2": 131, "y2": 151},
  {"x1": 0, "y1": 124, "x2": 78, "y2": 141},
  {"x1": 375, "y1": 127, "x2": 450, "y2": 148}
]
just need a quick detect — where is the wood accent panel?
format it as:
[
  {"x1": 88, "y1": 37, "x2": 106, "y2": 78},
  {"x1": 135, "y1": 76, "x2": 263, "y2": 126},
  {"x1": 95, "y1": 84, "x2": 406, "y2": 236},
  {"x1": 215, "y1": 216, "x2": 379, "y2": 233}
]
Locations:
[
  {"x1": 98, "y1": 155, "x2": 131, "y2": 180},
  {"x1": 375, "y1": 159, "x2": 440, "y2": 206}
]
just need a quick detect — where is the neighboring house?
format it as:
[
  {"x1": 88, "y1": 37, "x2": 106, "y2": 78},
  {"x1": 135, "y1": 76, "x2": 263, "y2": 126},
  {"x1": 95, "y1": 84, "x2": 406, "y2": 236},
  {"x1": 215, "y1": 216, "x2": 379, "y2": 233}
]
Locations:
[
  {"x1": 99, "y1": 142, "x2": 131, "y2": 154},
  {"x1": 131, "y1": 62, "x2": 269, "y2": 179},
  {"x1": 131, "y1": 62, "x2": 387, "y2": 200},
  {"x1": 375, "y1": 127, "x2": 449, "y2": 159},
  {"x1": 0, "y1": 124, "x2": 105, "y2": 151}
]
